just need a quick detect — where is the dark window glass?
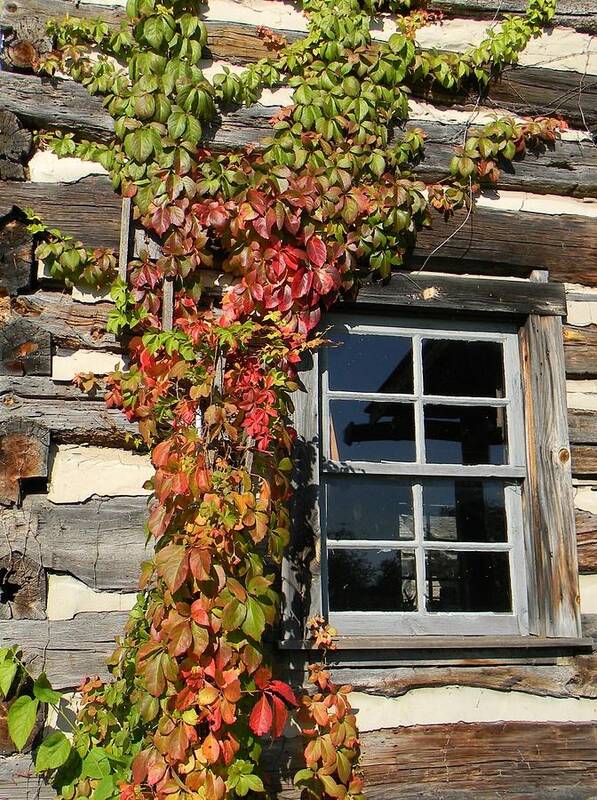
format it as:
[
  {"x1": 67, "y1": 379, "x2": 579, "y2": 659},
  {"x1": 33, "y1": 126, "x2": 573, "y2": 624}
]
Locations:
[
  {"x1": 422, "y1": 339, "x2": 505, "y2": 398},
  {"x1": 423, "y1": 479, "x2": 507, "y2": 542},
  {"x1": 328, "y1": 549, "x2": 417, "y2": 611},
  {"x1": 425, "y1": 551, "x2": 512, "y2": 612},
  {"x1": 424, "y1": 405, "x2": 507, "y2": 465},
  {"x1": 325, "y1": 476, "x2": 414, "y2": 541},
  {"x1": 329, "y1": 400, "x2": 416, "y2": 462},
  {"x1": 327, "y1": 333, "x2": 414, "y2": 393}
]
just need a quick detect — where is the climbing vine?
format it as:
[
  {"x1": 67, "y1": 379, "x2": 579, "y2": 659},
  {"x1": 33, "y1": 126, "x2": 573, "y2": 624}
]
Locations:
[{"x1": 2, "y1": 0, "x2": 565, "y2": 798}]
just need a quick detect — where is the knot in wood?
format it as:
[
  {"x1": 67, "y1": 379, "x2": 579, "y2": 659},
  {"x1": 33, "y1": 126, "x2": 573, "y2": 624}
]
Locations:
[{"x1": 558, "y1": 447, "x2": 570, "y2": 464}]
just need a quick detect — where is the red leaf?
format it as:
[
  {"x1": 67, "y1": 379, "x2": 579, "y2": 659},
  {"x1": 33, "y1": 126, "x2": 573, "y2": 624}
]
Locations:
[
  {"x1": 271, "y1": 693, "x2": 288, "y2": 738},
  {"x1": 306, "y1": 235, "x2": 326, "y2": 268},
  {"x1": 190, "y1": 600, "x2": 210, "y2": 626},
  {"x1": 269, "y1": 680, "x2": 298, "y2": 707},
  {"x1": 291, "y1": 269, "x2": 313, "y2": 300},
  {"x1": 152, "y1": 205, "x2": 171, "y2": 236},
  {"x1": 155, "y1": 542, "x2": 189, "y2": 593},
  {"x1": 168, "y1": 723, "x2": 190, "y2": 762},
  {"x1": 203, "y1": 732, "x2": 220, "y2": 764},
  {"x1": 249, "y1": 693, "x2": 273, "y2": 736}
]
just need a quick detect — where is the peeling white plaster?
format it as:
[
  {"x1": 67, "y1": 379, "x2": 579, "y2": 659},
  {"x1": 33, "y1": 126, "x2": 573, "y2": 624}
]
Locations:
[
  {"x1": 566, "y1": 283, "x2": 597, "y2": 297},
  {"x1": 344, "y1": 687, "x2": 597, "y2": 731},
  {"x1": 47, "y1": 574, "x2": 137, "y2": 620},
  {"x1": 567, "y1": 380, "x2": 597, "y2": 411},
  {"x1": 71, "y1": 285, "x2": 114, "y2": 304},
  {"x1": 28, "y1": 151, "x2": 108, "y2": 183},
  {"x1": 45, "y1": 693, "x2": 80, "y2": 735},
  {"x1": 52, "y1": 349, "x2": 125, "y2": 381},
  {"x1": 204, "y1": 0, "x2": 308, "y2": 31},
  {"x1": 575, "y1": 486, "x2": 597, "y2": 515},
  {"x1": 579, "y1": 574, "x2": 597, "y2": 614},
  {"x1": 47, "y1": 444, "x2": 153, "y2": 503},
  {"x1": 567, "y1": 301, "x2": 597, "y2": 327},
  {"x1": 476, "y1": 191, "x2": 597, "y2": 218}
]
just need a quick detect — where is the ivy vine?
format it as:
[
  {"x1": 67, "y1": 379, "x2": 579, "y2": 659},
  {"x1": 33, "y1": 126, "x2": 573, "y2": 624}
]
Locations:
[{"x1": 2, "y1": 1, "x2": 564, "y2": 799}]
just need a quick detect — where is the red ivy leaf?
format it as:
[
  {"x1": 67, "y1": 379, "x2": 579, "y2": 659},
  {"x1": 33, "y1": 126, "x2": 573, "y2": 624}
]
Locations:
[
  {"x1": 306, "y1": 235, "x2": 326, "y2": 268},
  {"x1": 152, "y1": 205, "x2": 171, "y2": 236},
  {"x1": 269, "y1": 680, "x2": 298, "y2": 707},
  {"x1": 155, "y1": 542, "x2": 189, "y2": 594},
  {"x1": 271, "y1": 693, "x2": 288, "y2": 738},
  {"x1": 168, "y1": 723, "x2": 190, "y2": 762},
  {"x1": 249, "y1": 693, "x2": 273, "y2": 736}
]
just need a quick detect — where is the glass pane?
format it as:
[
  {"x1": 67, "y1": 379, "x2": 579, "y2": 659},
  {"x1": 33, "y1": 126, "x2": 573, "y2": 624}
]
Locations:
[
  {"x1": 425, "y1": 551, "x2": 512, "y2": 612},
  {"x1": 327, "y1": 332, "x2": 414, "y2": 393},
  {"x1": 325, "y1": 476, "x2": 414, "y2": 541},
  {"x1": 422, "y1": 339, "x2": 505, "y2": 398},
  {"x1": 328, "y1": 549, "x2": 417, "y2": 611},
  {"x1": 328, "y1": 400, "x2": 416, "y2": 462},
  {"x1": 424, "y1": 405, "x2": 507, "y2": 465},
  {"x1": 423, "y1": 479, "x2": 507, "y2": 543}
]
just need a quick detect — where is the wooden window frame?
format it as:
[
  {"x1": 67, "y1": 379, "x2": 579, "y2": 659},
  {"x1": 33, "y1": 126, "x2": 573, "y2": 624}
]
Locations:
[{"x1": 280, "y1": 273, "x2": 583, "y2": 650}]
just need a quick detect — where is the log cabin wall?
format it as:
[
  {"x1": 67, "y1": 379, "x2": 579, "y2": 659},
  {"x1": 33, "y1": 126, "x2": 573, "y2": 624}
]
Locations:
[{"x1": 0, "y1": 0, "x2": 596, "y2": 797}]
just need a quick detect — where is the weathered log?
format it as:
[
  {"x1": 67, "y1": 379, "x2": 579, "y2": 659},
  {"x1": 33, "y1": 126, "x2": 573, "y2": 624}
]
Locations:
[
  {"x1": 0, "y1": 318, "x2": 51, "y2": 376},
  {"x1": 0, "y1": 110, "x2": 31, "y2": 181},
  {"x1": 569, "y1": 408, "x2": 597, "y2": 445},
  {"x1": 0, "y1": 217, "x2": 34, "y2": 295},
  {"x1": 0, "y1": 177, "x2": 122, "y2": 250},
  {"x1": 576, "y1": 508, "x2": 597, "y2": 573},
  {"x1": 572, "y1": 445, "x2": 597, "y2": 475},
  {"x1": 426, "y1": 0, "x2": 597, "y2": 33},
  {"x1": 2, "y1": 176, "x2": 596, "y2": 282},
  {"x1": 0, "y1": 552, "x2": 46, "y2": 620},
  {"x1": 11, "y1": 291, "x2": 118, "y2": 351},
  {"x1": 0, "y1": 494, "x2": 150, "y2": 592},
  {"x1": 564, "y1": 324, "x2": 597, "y2": 376},
  {"x1": 0, "y1": 396, "x2": 136, "y2": 446},
  {"x1": 0, "y1": 419, "x2": 49, "y2": 506}
]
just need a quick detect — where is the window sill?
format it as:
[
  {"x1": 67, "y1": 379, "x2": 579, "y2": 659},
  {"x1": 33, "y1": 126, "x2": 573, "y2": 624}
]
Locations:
[{"x1": 278, "y1": 635, "x2": 594, "y2": 653}]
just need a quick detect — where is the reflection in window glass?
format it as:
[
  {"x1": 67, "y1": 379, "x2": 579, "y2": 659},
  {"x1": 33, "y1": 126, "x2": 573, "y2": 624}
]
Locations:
[
  {"x1": 423, "y1": 479, "x2": 507, "y2": 542},
  {"x1": 329, "y1": 400, "x2": 416, "y2": 462},
  {"x1": 424, "y1": 405, "x2": 507, "y2": 465},
  {"x1": 328, "y1": 549, "x2": 417, "y2": 611},
  {"x1": 422, "y1": 339, "x2": 505, "y2": 398},
  {"x1": 325, "y1": 476, "x2": 414, "y2": 541},
  {"x1": 425, "y1": 550, "x2": 512, "y2": 612},
  {"x1": 327, "y1": 332, "x2": 414, "y2": 393}
]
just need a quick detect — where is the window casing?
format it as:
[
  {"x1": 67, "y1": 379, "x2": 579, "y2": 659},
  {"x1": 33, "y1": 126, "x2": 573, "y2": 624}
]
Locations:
[{"x1": 319, "y1": 315, "x2": 528, "y2": 636}]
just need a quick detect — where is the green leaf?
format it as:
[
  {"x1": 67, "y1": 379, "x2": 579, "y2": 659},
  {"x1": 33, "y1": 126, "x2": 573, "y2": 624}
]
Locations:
[
  {"x1": 221, "y1": 598, "x2": 246, "y2": 631},
  {"x1": 81, "y1": 747, "x2": 111, "y2": 780},
  {"x1": 7, "y1": 696, "x2": 39, "y2": 751},
  {"x1": 35, "y1": 731, "x2": 72, "y2": 772},
  {"x1": 93, "y1": 774, "x2": 117, "y2": 800},
  {"x1": 242, "y1": 596, "x2": 266, "y2": 640},
  {"x1": 33, "y1": 673, "x2": 62, "y2": 705},
  {"x1": 0, "y1": 658, "x2": 17, "y2": 698}
]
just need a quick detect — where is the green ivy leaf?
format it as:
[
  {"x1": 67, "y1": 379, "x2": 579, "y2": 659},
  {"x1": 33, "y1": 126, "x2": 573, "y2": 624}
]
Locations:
[
  {"x1": 93, "y1": 774, "x2": 117, "y2": 800},
  {"x1": 0, "y1": 657, "x2": 17, "y2": 698},
  {"x1": 35, "y1": 731, "x2": 72, "y2": 772},
  {"x1": 242, "y1": 597, "x2": 266, "y2": 640},
  {"x1": 33, "y1": 673, "x2": 62, "y2": 705},
  {"x1": 7, "y1": 696, "x2": 39, "y2": 751},
  {"x1": 81, "y1": 747, "x2": 111, "y2": 780}
]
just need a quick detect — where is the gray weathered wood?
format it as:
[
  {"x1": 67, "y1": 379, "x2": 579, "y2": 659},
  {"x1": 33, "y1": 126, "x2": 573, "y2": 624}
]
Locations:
[
  {"x1": 0, "y1": 396, "x2": 136, "y2": 446},
  {"x1": 0, "y1": 494, "x2": 149, "y2": 591},
  {"x1": 564, "y1": 324, "x2": 597, "y2": 376},
  {"x1": 0, "y1": 318, "x2": 51, "y2": 376},
  {"x1": 351, "y1": 273, "x2": 567, "y2": 316},
  {"x1": 426, "y1": 0, "x2": 597, "y2": 33},
  {"x1": 571, "y1": 444, "x2": 597, "y2": 475},
  {"x1": 0, "y1": 216, "x2": 34, "y2": 295},
  {"x1": 3, "y1": 177, "x2": 596, "y2": 283},
  {"x1": 0, "y1": 110, "x2": 31, "y2": 181},
  {"x1": 576, "y1": 508, "x2": 597, "y2": 573},
  {"x1": 568, "y1": 409, "x2": 597, "y2": 444},
  {"x1": 0, "y1": 552, "x2": 46, "y2": 621},
  {"x1": 520, "y1": 314, "x2": 581, "y2": 638},
  {"x1": 0, "y1": 419, "x2": 49, "y2": 506}
]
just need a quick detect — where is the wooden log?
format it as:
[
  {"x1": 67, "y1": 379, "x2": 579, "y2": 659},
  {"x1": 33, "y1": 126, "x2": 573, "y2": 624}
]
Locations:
[
  {"x1": 0, "y1": 552, "x2": 46, "y2": 621},
  {"x1": 576, "y1": 508, "x2": 597, "y2": 573},
  {"x1": 564, "y1": 324, "x2": 597, "y2": 376},
  {"x1": 11, "y1": 291, "x2": 118, "y2": 352},
  {"x1": 0, "y1": 177, "x2": 122, "y2": 250},
  {"x1": 0, "y1": 318, "x2": 51, "y2": 376},
  {"x1": 0, "y1": 16, "x2": 52, "y2": 71},
  {"x1": 0, "y1": 419, "x2": 49, "y2": 506},
  {"x1": 568, "y1": 409, "x2": 597, "y2": 444},
  {"x1": 426, "y1": 0, "x2": 597, "y2": 33},
  {"x1": 572, "y1": 444, "x2": 597, "y2": 475},
  {"x1": 0, "y1": 110, "x2": 32, "y2": 181},
  {"x1": 0, "y1": 395, "x2": 136, "y2": 446},
  {"x1": 0, "y1": 494, "x2": 150, "y2": 592},
  {"x1": 0, "y1": 217, "x2": 34, "y2": 295},
  {"x1": 2, "y1": 176, "x2": 596, "y2": 282}
]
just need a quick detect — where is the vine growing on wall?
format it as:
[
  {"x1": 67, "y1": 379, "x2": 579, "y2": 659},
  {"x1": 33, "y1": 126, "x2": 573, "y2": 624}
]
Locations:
[{"x1": 2, "y1": 0, "x2": 564, "y2": 798}]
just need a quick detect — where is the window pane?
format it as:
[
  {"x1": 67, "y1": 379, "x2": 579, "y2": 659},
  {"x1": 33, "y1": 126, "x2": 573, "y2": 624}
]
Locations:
[
  {"x1": 329, "y1": 400, "x2": 416, "y2": 462},
  {"x1": 424, "y1": 405, "x2": 507, "y2": 465},
  {"x1": 328, "y1": 549, "x2": 417, "y2": 611},
  {"x1": 422, "y1": 339, "x2": 505, "y2": 398},
  {"x1": 425, "y1": 551, "x2": 512, "y2": 612},
  {"x1": 423, "y1": 479, "x2": 507, "y2": 542},
  {"x1": 327, "y1": 332, "x2": 414, "y2": 393},
  {"x1": 325, "y1": 476, "x2": 414, "y2": 541}
]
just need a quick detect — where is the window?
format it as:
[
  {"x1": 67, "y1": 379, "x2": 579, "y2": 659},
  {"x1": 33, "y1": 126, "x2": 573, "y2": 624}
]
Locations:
[
  {"x1": 320, "y1": 316, "x2": 528, "y2": 635},
  {"x1": 283, "y1": 277, "x2": 583, "y2": 647}
]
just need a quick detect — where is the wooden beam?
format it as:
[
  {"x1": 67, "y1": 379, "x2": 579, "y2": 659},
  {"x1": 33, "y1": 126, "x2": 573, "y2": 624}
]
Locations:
[
  {"x1": 0, "y1": 495, "x2": 149, "y2": 592},
  {"x1": 0, "y1": 419, "x2": 49, "y2": 506},
  {"x1": 0, "y1": 317, "x2": 51, "y2": 376},
  {"x1": 576, "y1": 508, "x2": 597, "y2": 573},
  {"x1": 350, "y1": 273, "x2": 567, "y2": 316},
  {"x1": 569, "y1": 409, "x2": 597, "y2": 444},
  {"x1": 0, "y1": 216, "x2": 34, "y2": 295},
  {"x1": 426, "y1": 0, "x2": 597, "y2": 34},
  {"x1": 564, "y1": 324, "x2": 597, "y2": 376},
  {"x1": 572, "y1": 444, "x2": 597, "y2": 475}
]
